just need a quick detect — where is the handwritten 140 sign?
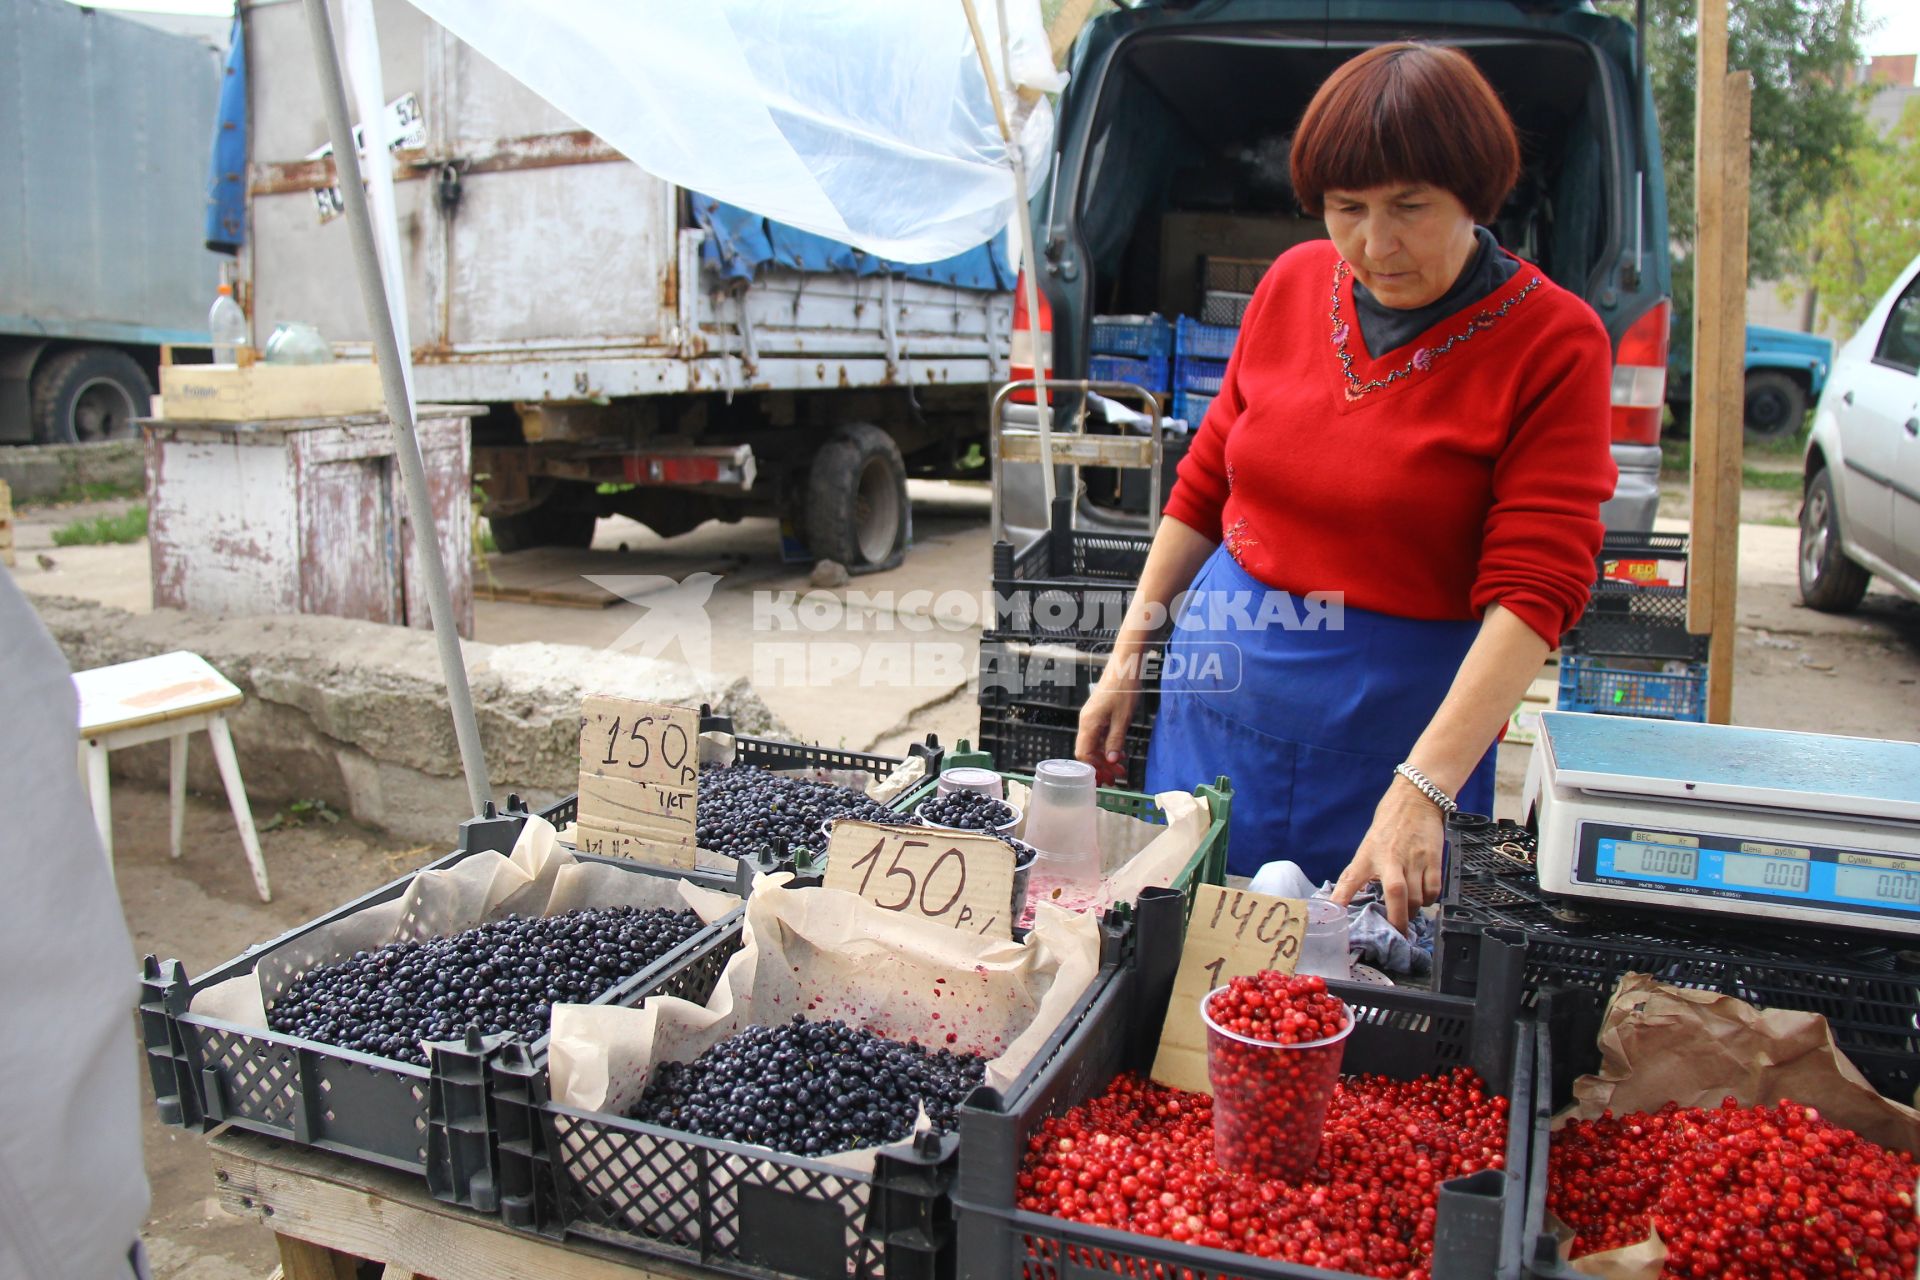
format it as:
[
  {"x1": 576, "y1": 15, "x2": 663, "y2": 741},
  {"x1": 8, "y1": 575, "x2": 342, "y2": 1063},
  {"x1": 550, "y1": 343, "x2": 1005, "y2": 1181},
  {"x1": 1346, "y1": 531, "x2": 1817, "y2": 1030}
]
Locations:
[
  {"x1": 1149, "y1": 884, "x2": 1308, "y2": 1094},
  {"x1": 822, "y1": 820, "x2": 1017, "y2": 940},
  {"x1": 575, "y1": 697, "x2": 699, "y2": 868}
]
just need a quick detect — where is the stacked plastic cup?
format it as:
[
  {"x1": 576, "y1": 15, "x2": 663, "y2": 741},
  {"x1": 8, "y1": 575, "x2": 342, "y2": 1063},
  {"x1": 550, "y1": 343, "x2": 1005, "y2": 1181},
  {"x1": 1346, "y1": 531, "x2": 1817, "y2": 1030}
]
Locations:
[
  {"x1": 936, "y1": 766, "x2": 1005, "y2": 801},
  {"x1": 1296, "y1": 897, "x2": 1352, "y2": 979},
  {"x1": 1202, "y1": 983, "x2": 1353, "y2": 1180},
  {"x1": 1022, "y1": 759, "x2": 1102, "y2": 895}
]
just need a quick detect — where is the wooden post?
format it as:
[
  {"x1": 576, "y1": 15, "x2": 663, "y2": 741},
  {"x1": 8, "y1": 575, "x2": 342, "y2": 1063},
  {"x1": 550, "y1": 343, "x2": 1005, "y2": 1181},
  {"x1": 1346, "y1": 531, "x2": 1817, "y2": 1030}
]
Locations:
[{"x1": 1686, "y1": 0, "x2": 1752, "y2": 725}]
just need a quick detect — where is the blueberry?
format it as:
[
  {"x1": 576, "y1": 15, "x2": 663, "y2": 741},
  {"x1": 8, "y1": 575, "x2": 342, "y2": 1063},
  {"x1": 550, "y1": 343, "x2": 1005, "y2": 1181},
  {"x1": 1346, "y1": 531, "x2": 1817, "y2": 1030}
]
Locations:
[
  {"x1": 916, "y1": 789, "x2": 1015, "y2": 832},
  {"x1": 266, "y1": 905, "x2": 706, "y2": 1066},
  {"x1": 628, "y1": 1016, "x2": 986, "y2": 1156},
  {"x1": 694, "y1": 766, "x2": 906, "y2": 862}
]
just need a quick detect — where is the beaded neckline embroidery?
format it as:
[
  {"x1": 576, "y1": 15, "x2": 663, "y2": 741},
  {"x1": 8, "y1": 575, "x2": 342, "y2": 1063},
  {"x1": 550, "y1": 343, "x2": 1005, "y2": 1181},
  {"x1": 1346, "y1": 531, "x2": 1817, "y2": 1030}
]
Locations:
[{"x1": 1329, "y1": 260, "x2": 1541, "y2": 402}]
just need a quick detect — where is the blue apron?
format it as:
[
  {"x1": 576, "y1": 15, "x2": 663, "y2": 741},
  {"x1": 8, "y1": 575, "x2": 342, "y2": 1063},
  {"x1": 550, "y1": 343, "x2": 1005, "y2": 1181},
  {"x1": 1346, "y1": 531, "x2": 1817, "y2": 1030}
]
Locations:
[{"x1": 1145, "y1": 544, "x2": 1496, "y2": 881}]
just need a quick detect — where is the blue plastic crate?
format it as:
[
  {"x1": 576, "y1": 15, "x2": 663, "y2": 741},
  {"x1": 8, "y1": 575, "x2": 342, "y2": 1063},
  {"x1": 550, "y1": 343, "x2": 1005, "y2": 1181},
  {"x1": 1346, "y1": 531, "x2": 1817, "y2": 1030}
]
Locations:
[
  {"x1": 1556, "y1": 654, "x2": 1707, "y2": 722},
  {"x1": 1172, "y1": 390, "x2": 1215, "y2": 426},
  {"x1": 1089, "y1": 353, "x2": 1169, "y2": 392},
  {"x1": 1175, "y1": 316, "x2": 1239, "y2": 360},
  {"x1": 1091, "y1": 314, "x2": 1173, "y2": 359},
  {"x1": 1174, "y1": 354, "x2": 1227, "y2": 395}
]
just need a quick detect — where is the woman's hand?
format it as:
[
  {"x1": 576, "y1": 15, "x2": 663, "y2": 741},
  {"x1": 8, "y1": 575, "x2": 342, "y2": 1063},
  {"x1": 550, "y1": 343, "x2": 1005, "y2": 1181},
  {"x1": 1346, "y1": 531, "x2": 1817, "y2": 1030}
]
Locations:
[
  {"x1": 1329, "y1": 777, "x2": 1444, "y2": 931},
  {"x1": 1076, "y1": 676, "x2": 1142, "y2": 786}
]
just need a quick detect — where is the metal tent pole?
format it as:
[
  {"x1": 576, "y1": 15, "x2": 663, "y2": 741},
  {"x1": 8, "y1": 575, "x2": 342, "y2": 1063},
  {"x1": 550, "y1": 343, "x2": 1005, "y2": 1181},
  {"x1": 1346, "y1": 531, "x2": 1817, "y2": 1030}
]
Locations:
[{"x1": 302, "y1": 0, "x2": 493, "y2": 815}]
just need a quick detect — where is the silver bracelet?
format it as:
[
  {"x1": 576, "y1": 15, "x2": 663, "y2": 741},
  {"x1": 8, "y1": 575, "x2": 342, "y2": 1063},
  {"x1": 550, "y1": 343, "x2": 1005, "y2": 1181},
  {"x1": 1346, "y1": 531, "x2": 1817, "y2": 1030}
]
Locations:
[{"x1": 1394, "y1": 762, "x2": 1458, "y2": 815}]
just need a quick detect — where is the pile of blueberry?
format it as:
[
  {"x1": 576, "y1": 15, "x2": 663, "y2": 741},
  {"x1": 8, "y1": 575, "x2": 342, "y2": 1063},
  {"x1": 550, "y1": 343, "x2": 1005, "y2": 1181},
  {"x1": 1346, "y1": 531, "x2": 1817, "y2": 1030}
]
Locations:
[
  {"x1": 267, "y1": 906, "x2": 705, "y2": 1064},
  {"x1": 695, "y1": 765, "x2": 900, "y2": 861},
  {"x1": 916, "y1": 789, "x2": 1016, "y2": 831},
  {"x1": 630, "y1": 1016, "x2": 988, "y2": 1155}
]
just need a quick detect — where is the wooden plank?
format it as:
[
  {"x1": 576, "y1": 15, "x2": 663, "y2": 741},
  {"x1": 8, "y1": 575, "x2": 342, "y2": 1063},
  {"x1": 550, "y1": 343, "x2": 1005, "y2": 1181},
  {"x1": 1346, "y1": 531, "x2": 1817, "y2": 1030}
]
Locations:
[
  {"x1": 1707, "y1": 73, "x2": 1752, "y2": 725},
  {"x1": 276, "y1": 1235, "x2": 358, "y2": 1280},
  {"x1": 1687, "y1": 0, "x2": 1729, "y2": 637},
  {"x1": 211, "y1": 1130, "x2": 700, "y2": 1280}
]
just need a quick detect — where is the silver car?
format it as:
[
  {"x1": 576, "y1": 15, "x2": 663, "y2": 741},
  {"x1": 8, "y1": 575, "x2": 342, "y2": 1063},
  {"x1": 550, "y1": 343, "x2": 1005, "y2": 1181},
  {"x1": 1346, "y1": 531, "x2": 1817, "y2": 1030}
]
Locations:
[{"x1": 1799, "y1": 252, "x2": 1920, "y2": 612}]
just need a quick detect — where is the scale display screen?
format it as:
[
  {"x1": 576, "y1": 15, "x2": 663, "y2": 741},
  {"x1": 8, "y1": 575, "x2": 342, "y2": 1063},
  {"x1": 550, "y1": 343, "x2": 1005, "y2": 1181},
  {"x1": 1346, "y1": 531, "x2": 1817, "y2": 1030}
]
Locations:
[{"x1": 1577, "y1": 824, "x2": 1920, "y2": 920}]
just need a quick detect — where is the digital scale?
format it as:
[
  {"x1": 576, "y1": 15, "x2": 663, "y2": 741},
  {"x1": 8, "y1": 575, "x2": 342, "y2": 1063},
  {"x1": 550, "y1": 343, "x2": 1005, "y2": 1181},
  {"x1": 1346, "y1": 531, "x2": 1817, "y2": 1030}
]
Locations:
[{"x1": 1524, "y1": 712, "x2": 1920, "y2": 938}]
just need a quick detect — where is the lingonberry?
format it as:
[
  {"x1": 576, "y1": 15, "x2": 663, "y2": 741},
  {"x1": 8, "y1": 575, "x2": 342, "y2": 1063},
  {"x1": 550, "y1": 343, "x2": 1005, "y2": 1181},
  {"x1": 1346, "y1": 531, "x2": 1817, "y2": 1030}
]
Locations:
[{"x1": 1204, "y1": 971, "x2": 1353, "y2": 1180}]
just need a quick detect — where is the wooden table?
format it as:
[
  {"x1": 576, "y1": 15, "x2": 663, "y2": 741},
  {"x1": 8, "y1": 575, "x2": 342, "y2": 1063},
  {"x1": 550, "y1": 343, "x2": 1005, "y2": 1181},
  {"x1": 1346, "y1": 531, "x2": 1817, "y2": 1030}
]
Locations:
[{"x1": 210, "y1": 1129, "x2": 701, "y2": 1280}]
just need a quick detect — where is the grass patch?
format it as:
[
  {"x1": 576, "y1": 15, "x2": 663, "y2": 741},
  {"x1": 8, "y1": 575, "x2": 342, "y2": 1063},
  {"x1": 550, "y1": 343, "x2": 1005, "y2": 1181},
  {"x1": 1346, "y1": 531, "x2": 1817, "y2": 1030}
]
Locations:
[
  {"x1": 1660, "y1": 438, "x2": 1805, "y2": 491},
  {"x1": 51, "y1": 504, "x2": 147, "y2": 546},
  {"x1": 260, "y1": 798, "x2": 342, "y2": 833},
  {"x1": 19, "y1": 478, "x2": 144, "y2": 510}
]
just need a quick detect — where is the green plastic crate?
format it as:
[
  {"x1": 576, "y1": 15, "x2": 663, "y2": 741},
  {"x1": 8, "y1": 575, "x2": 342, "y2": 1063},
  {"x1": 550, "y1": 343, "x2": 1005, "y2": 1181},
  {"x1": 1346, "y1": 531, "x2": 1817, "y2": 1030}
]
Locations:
[{"x1": 893, "y1": 738, "x2": 1231, "y2": 915}]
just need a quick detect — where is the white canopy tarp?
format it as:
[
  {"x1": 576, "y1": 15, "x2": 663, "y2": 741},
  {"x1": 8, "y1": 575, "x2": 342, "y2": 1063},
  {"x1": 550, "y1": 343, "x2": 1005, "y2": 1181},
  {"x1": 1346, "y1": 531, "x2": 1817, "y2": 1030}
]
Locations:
[{"x1": 395, "y1": 0, "x2": 1065, "y2": 263}]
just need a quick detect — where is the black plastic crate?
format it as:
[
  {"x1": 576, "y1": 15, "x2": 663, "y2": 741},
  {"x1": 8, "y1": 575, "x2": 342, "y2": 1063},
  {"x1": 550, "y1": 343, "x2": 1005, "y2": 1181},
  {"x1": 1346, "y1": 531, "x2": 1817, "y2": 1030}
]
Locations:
[
  {"x1": 978, "y1": 700, "x2": 1153, "y2": 788},
  {"x1": 1594, "y1": 530, "x2": 1690, "y2": 588},
  {"x1": 489, "y1": 897, "x2": 1152, "y2": 1280},
  {"x1": 1436, "y1": 820, "x2": 1920, "y2": 1103},
  {"x1": 977, "y1": 637, "x2": 1159, "y2": 727},
  {"x1": 1200, "y1": 256, "x2": 1267, "y2": 296},
  {"x1": 1561, "y1": 582, "x2": 1709, "y2": 662},
  {"x1": 989, "y1": 523, "x2": 1153, "y2": 646},
  {"x1": 953, "y1": 901, "x2": 1535, "y2": 1280},
  {"x1": 138, "y1": 814, "x2": 743, "y2": 1211}
]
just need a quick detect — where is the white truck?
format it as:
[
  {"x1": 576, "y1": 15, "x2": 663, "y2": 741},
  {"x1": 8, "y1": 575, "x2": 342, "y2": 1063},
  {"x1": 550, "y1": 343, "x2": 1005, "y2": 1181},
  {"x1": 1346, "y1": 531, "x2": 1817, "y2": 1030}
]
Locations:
[
  {"x1": 0, "y1": 0, "x2": 224, "y2": 445},
  {"x1": 237, "y1": 0, "x2": 1014, "y2": 568}
]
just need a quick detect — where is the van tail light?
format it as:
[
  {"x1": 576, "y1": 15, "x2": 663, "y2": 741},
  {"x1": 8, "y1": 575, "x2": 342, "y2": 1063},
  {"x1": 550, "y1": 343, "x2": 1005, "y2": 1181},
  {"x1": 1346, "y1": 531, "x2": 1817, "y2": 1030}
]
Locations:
[
  {"x1": 1611, "y1": 299, "x2": 1670, "y2": 445},
  {"x1": 1009, "y1": 269, "x2": 1053, "y2": 404}
]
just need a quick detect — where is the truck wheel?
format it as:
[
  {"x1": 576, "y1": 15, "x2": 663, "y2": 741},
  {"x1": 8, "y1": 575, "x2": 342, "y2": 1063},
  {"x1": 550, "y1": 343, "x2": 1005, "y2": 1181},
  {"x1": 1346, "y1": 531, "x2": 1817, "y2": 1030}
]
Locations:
[
  {"x1": 30, "y1": 347, "x2": 152, "y2": 443},
  {"x1": 807, "y1": 423, "x2": 908, "y2": 572},
  {"x1": 488, "y1": 499, "x2": 598, "y2": 552},
  {"x1": 1744, "y1": 370, "x2": 1807, "y2": 438},
  {"x1": 1798, "y1": 468, "x2": 1869, "y2": 613}
]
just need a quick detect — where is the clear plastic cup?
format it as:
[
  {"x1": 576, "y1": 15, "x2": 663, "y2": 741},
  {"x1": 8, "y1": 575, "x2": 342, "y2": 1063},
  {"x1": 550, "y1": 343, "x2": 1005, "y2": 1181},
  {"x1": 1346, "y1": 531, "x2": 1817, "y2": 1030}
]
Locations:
[
  {"x1": 1023, "y1": 759, "x2": 1102, "y2": 893},
  {"x1": 1202, "y1": 984, "x2": 1353, "y2": 1180},
  {"x1": 1296, "y1": 897, "x2": 1352, "y2": 979},
  {"x1": 936, "y1": 766, "x2": 1005, "y2": 801}
]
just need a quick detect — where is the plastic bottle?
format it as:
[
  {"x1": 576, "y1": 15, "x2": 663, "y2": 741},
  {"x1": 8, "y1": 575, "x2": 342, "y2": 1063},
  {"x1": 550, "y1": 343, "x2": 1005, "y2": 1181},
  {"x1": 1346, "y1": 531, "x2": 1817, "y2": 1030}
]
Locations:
[{"x1": 209, "y1": 284, "x2": 247, "y2": 364}]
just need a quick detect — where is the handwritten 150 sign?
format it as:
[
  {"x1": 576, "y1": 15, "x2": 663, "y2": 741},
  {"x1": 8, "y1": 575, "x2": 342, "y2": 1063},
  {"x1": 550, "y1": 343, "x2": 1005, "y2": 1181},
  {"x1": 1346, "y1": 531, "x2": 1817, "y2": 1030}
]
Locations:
[
  {"x1": 822, "y1": 820, "x2": 1017, "y2": 940},
  {"x1": 1149, "y1": 884, "x2": 1307, "y2": 1094},
  {"x1": 575, "y1": 696, "x2": 699, "y2": 868}
]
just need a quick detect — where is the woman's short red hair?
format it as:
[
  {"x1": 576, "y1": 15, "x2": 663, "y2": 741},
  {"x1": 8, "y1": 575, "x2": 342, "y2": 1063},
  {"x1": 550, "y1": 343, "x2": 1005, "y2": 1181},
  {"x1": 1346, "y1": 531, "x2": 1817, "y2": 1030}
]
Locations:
[{"x1": 1289, "y1": 43, "x2": 1521, "y2": 224}]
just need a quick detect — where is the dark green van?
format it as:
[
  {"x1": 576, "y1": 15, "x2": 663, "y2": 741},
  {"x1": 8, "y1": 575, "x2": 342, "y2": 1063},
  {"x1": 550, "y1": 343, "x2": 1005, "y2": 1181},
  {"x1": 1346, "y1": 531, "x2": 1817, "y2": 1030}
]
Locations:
[{"x1": 1012, "y1": 0, "x2": 1669, "y2": 535}]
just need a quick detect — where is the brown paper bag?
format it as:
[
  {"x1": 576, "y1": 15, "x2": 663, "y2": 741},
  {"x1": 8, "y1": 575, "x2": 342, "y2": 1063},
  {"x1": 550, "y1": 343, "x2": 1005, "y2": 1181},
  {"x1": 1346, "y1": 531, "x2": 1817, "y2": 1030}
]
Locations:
[
  {"x1": 1549, "y1": 973, "x2": 1920, "y2": 1277},
  {"x1": 549, "y1": 875, "x2": 1103, "y2": 1158}
]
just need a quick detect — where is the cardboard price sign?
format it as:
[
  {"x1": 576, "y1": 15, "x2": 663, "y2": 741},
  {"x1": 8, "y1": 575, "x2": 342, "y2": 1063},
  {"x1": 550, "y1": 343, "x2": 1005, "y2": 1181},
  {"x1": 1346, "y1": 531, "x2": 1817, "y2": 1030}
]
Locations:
[
  {"x1": 1150, "y1": 884, "x2": 1307, "y2": 1093},
  {"x1": 822, "y1": 820, "x2": 1017, "y2": 939},
  {"x1": 575, "y1": 697, "x2": 699, "y2": 867}
]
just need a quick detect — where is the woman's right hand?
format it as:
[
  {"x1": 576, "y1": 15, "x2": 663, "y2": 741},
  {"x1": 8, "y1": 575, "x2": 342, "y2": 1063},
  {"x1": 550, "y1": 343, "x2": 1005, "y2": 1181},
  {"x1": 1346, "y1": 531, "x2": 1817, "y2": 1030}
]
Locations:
[{"x1": 1076, "y1": 676, "x2": 1142, "y2": 786}]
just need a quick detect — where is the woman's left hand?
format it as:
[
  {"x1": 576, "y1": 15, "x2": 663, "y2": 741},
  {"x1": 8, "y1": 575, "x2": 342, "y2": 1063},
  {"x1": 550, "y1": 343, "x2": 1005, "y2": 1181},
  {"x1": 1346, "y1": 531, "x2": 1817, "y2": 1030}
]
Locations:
[{"x1": 1329, "y1": 778, "x2": 1444, "y2": 931}]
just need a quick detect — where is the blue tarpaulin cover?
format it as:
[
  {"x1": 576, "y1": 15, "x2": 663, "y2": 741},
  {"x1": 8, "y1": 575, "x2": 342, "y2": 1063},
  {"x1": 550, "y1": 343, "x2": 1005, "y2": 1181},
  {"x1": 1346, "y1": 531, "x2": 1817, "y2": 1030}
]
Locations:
[
  {"x1": 205, "y1": 15, "x2": 246, "y2": 254},
  {"x1": 691, "y1": 193, "x2": 1014, "y2": 292}
]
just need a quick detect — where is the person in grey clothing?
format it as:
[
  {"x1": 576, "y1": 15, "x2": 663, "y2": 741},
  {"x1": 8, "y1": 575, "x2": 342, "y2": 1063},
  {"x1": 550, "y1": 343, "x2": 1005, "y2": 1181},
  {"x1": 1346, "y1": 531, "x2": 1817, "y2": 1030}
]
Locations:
[{"x1": 0, "y1": 568, "x2": 150, "y2": 1279}]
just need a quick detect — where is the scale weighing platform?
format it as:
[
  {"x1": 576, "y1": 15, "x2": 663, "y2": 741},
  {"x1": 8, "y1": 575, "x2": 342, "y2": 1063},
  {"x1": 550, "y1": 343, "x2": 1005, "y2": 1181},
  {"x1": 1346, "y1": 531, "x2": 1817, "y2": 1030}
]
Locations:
[{"x1": 1525, "y1": 712, "x2": 1920, "y2": 937}]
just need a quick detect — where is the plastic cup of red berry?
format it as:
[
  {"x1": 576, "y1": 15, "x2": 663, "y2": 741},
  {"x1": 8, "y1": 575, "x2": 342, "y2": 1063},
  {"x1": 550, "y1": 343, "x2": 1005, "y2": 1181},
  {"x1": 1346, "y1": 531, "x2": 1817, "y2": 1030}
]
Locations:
[{"x1": 1201, "y1": 972, "x2": 1353, "y2": 1181}]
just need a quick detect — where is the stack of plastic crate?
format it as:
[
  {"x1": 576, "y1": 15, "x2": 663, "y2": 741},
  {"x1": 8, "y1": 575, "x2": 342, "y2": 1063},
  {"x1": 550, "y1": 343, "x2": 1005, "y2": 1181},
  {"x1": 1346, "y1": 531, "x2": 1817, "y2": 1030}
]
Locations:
[
  {"x1": 1557, "y1": 531, "x2": 1709, "y2": 722},
  {"x1": 980, "y1": 499, "x2": 1158, "y2": 781},
  {"x1": 1172, "y1": 315, "x2": 1237, "y2": 427},
  {"x1": 1088, "y1": 313, "x2": 1172, "y2": 397}
]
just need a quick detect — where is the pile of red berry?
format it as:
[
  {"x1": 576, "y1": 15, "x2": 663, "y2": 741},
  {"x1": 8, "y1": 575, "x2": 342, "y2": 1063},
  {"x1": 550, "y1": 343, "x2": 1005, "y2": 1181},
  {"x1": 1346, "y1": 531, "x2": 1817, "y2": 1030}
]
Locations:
[
  {"x1": 1016, "y1": 1069, "x2": 1509, "y2": 1279},
  {"x1": 1205, "y1": 972, "x2": 1353, "y2": 1179},
  {"x1": 1206, "y1": 971, "x2": 1350, "y2": 1045},
  {"x1": 1550, "y1": 1097, "x2": 1919, "y2": 1278}
]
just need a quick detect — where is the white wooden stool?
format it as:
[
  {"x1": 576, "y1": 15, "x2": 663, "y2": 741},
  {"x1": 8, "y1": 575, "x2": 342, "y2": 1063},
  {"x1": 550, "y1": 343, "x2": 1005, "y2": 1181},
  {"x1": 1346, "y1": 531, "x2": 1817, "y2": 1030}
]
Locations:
[{"x1": 73, "y1": 651, "x2": 272, "y2": 901}]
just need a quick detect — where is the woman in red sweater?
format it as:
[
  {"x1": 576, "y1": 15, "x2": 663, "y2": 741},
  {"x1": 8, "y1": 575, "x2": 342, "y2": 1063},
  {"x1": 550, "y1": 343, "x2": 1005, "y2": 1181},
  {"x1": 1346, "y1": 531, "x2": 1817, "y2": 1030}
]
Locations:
[{"x1": 1077, "y1": 42, "x2": 1615, "y2": 928}]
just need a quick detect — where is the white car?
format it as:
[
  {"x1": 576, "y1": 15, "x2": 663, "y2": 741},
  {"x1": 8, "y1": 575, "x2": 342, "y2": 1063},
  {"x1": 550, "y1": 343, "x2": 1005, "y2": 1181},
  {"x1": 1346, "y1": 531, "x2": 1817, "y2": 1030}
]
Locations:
[{"x1": 1799, "y1": 252, "x2": 1920, "y2": 611}]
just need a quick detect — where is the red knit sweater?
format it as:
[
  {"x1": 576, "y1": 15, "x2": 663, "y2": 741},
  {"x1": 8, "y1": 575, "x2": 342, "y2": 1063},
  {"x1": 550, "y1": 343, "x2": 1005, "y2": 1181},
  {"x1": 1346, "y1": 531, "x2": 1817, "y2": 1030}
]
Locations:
[{"x1": 1163, "y1": 239, "x2": 1617, "y2": 646}]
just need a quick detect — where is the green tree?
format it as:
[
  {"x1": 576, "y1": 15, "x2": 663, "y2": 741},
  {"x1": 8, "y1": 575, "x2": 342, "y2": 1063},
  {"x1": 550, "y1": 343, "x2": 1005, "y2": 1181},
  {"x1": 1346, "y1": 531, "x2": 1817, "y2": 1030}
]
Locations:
[
  {"x1": 1598, "y1": 0, "x2": 1868, "y2": 357},
  {"x1": 1806, "y1": 96, "x2": 1920, "y2": 332}
]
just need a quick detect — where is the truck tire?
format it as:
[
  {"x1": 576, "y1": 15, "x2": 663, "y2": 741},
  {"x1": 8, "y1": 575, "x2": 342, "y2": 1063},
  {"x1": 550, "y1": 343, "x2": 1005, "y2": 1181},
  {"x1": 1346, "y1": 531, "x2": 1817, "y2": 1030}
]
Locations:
[
  {"x1": 1798, "y1": 468, "x2": 1869, "y2": 613},
  {"x1": 30, "y1": 347, "x2": 152, "y2": 443},
  {"x1": 488, "y1": 499, "x2": 598, "y2": 552},
  {"x1": 1744, "y1": 370, "x2": 1807, "y2": 438},
  {"x1": 806, "y1": 423, "x2": 909, "y2": 572}
]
